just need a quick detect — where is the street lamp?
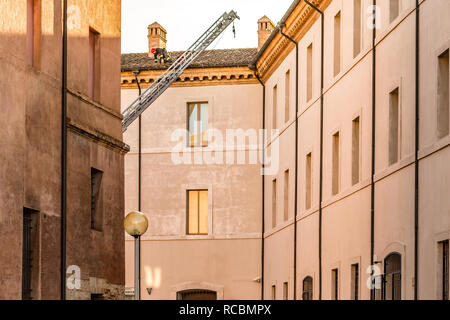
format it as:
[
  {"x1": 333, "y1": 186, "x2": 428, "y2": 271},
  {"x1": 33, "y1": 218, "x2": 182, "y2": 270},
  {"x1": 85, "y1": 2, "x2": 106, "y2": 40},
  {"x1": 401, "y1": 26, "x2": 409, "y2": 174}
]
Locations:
[{"x1": 124, "y1": 211, "x2": 148, "y2": 300}]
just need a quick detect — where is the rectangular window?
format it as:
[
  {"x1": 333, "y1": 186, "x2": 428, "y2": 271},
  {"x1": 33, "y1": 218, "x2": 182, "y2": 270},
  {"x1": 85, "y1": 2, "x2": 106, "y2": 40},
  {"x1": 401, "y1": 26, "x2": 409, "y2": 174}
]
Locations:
[
  {"x1": 305, "y1": 153, "x2": 312, "y2": 209},
  {"x1": 188, "y1": 102, "x2": 209, "y2": 147},
  {"x1": 307, "y1": 43, "x2": 313, "y2": 101},
  {"x1": 187, "y1": 190, "x2": 208, "y2": 235},
  {"x1": 89, "y1": 28, "x2": 101, "y2": 101},
  {"x1": 332, "y1": 132, "x2": 340, "y2": 195},
  {"x1": 272, "y1": 285, "x2": 276, "y2": 300},
  {"x1": 331, "y1": 268, "x2": 339, "y2": 300},
  {"x1": 352, "y1": 117, "x2": 360, "y2": 185},
  {"x1": 389, "y1": 88, "x2": 400, "y2": 165},
  {"x1": 284, "y1": 170, "x2": 289, "y2": 221},
  {"x1": 351, "y1": 263, "x2": 359, "y2": 300},
  {"x1": 439, "y1": 240, "x2": 449, "y2": 300},
  {"x1": 285, "y1": 70, "x2": 290, "y2": 123},
  {"x1": 283, "y1": 282, "x2": 288, "y2": 300},
  {"x1": 437, "y1": 49, "x2": 449, "y2": 139},
  {"x1": 90, "y1": 168, "x2": 103, "y2": 231},
  {"x1": 334, "y1": 11, "x2": 341, "y2": 77},
  {"x1": 27, "y1": 0, "x2": 41, "y2": 68},
  {"x1": 272, "y1": 179, "x2": 277, "y2": 228},
  {"x1": 22, "y1": 208, "x2": 39, "y2": 300},
  {"x1": 273, "y1": 85, "x2": 278, "y2": 129},
  {"x1": 390, "y1": 0, "x2": 400, "y2": 23},
  {"x1": 353, "y1": 0, "x2": 362, "y2": 57}
]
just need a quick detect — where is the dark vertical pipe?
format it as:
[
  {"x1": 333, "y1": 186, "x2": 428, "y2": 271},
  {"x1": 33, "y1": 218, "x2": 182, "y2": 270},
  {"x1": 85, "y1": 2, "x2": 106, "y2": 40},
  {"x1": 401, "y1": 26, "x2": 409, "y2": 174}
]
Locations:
[
  {"x1": 304, "y1": 0, "x2": 324, "y2": 299},
  {"x1": 414, "y1": 0, "x2": 420, "y2": 300},
  {"x1": 279, "y1": 26, "x2": 298, "y2": 300},
  {"x1": 61, "y1": 0, "x2": 68, "y2": 300},
  {"x1": 255, "y1": 72, "x2": 265, "y2": 300},
  {"x1": 370, "y1": 0, "x2": 377, "y2": 300}
]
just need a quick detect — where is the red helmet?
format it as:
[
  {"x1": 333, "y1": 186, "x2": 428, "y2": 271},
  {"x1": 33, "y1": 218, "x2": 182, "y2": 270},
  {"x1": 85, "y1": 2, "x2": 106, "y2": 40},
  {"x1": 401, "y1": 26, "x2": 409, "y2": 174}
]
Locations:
[{"x1": 151, "y1": 48, "x2": 157, "y2": 54}]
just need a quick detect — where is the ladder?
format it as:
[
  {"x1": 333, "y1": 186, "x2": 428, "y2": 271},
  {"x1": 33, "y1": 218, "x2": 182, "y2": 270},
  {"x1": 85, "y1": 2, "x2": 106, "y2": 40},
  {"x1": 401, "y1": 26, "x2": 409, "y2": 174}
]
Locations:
[{"x1": 122, "y1": 11, "x2": 240, "y2": 132}]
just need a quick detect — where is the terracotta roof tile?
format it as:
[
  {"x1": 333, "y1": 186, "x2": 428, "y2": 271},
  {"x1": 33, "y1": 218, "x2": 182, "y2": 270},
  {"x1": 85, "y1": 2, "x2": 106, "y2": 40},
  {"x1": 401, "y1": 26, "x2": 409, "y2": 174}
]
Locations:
[{"x1": 121, "y1": 48, "x2": 258, "y2": 72}]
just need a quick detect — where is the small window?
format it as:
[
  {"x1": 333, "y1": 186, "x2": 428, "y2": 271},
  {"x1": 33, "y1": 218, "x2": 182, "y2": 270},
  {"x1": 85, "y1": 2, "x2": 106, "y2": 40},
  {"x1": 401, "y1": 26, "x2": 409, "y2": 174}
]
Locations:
[
  {"x1": 331, "y1": 268, "x2": 339, "y2": 300},
  {"x1": 305, "y1": 153, "x2": 312, "y2": 209},
  {"x1": 271, "y1": 285, "x2": 276, "y2": 300},
  {"x1": 27, "y1": 0, "x2": 41, "y2": 68},
  {"x1": 188, "y1": 103, "x2": 208, "y2": 147},
  {"x1": 439, "y1": 240, "x2": 449, "y2": 300},
  {"x1": 390, "y1": 0, "x2": 400, "y2": 23},
  {"x1": 334, "y1": 11, "x2": 341, "y2": 76},
  {"x1": 332, "y1": 132, "x2": 340, "y2": 195},
  {"x1": 89, "y1": 28, "x2": 101, "y2": 101},
  {"x1": 351, "y1": 263, "x2": 359, "y2": 300},
  {"x1": 285, "y1": 70, "x2": 290, "y2": 123},
  {"x1": 352, "y1": 117, "x2": 360, "y2": 185},
  {"x1": 302, "y1": 276, "x2": 313, "y2": 300},
  {"x1": 177, "y1": 290, "x2": 217, "y2": 300},
  {"x1": 353, "y1": 0, "x2": 362, "y2": 57},
  {"x1": 272, "y1": 179, "x2": 277, "y2": 228},
  {"x1": 284, "y1": 170, "x2": 289, "y2": 221},
  {"x1": 273, "y1": 85, "x2": 278, "y2": 129},
  {"x1": 307, "y1": 43, "x2": 313, "y2": 101},
  {"x1": 384, "y1": 253, "x2": 401, "y2": 300},
  {"x1": 90, "y1": 168, "x2": 103, "y2": 231},
  {"x1": 389, "y1": 88, "x2": 400, "y2": 165},
  {"x1": 187, "y1": 190, "x2": 208, "y2": 235},
  {"x1": 283, "y1": 282, "x2": 288, "y2": 300},
  {"x1": 437, "y1": 49, "x2": 449, "y2": 139}
]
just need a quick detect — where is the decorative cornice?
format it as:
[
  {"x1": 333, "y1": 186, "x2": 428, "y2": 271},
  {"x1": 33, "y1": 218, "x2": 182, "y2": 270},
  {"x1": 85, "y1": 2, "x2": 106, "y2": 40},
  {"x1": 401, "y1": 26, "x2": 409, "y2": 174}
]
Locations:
[
  {"x1": 121, "y1": 66, "x2": 258, "y2": 89},
  {"x1": 255, "y1": 0, "x2": 331, "y2": 82}
]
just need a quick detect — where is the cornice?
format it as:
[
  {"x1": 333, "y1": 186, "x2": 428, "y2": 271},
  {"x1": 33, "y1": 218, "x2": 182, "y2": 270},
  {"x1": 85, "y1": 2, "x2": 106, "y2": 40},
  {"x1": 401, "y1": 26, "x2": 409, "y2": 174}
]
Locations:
[
  {"x1": 121, "y1": 66, "x2": 258, "y2": 89},
  {"x1": 256, "y1": 0, "x2": 331, "y2": 82}
]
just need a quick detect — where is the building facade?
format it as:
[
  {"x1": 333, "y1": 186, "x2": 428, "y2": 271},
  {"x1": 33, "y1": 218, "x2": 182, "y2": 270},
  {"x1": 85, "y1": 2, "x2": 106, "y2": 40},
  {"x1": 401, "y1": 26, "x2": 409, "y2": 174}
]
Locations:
[
  {"x1": 121, "y1": 0, "x2": 450, "y2": 300},
  {"x1": 0, "y1": 0, "x2": 127, "y2": 299}
]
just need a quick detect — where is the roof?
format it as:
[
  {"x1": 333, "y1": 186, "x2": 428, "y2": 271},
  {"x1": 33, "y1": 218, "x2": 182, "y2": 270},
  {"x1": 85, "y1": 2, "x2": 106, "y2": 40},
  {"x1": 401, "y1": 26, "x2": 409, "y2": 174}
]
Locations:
[{"x1": 121, "y1": 48, "x2": 258, "y2": 72}]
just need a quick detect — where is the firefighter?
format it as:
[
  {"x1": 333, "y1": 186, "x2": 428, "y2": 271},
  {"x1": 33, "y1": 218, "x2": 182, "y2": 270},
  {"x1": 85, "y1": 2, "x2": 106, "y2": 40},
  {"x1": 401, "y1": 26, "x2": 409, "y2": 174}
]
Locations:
[{"x1": 151, "y1": 48, "x2": 171, "y2": 64}]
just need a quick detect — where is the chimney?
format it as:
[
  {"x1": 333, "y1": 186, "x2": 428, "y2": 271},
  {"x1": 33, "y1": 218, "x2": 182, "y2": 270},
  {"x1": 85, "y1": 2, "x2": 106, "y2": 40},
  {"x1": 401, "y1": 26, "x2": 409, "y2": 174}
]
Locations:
[
  {"x1": 148, "y1": 22, "x2": 167, "y2": 55},
  {"x1": 257, "y1": 16, "x2": 275, "y2": 50}
]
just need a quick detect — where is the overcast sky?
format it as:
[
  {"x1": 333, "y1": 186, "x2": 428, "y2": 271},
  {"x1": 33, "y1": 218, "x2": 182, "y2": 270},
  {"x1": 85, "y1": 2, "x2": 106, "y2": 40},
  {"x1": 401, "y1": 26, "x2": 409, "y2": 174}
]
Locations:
[{"x1": 121, "y1": 0, "x2": 294, "y2": 53}]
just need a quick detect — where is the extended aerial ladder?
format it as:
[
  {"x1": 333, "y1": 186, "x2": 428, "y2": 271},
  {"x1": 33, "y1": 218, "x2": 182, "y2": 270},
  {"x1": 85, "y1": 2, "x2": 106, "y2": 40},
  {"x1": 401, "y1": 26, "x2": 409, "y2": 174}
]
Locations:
[{"x1": 122, "y1": 11, "x2": 239, "y2": 132}]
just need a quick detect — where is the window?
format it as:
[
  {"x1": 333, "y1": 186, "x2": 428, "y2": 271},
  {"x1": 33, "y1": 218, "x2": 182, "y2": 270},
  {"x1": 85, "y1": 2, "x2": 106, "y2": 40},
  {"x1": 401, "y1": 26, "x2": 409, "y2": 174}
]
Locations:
[
  {"x1": 307, "y1": 43, "x2": 313, "y2": 101},
  {"x1": 285, "y1": 70, "x2": 290, "y2": 123},
  {"x1": 284, "y1": 170, "x2": 289, "y2": 221},
  {"x1": 283, "y1": 282, "x2": 289, "y2": 300},
  {"x1": 272, "y1": 179, "x2": 277, "y2": 228},
  {"x1": 437, "y1": 49, "x2": 449, "y2": 139},
  {"x1": 22, "y1": 208, "x2": 39, "y2": 300},
  {"x1": 390, "y1": 0, "x2": 400, "y2": 23},
  {"x1": 334, "y1": 11, "x2": 341, "y2": 76},
  {"x1": 389, "y1": 88, "x2": 400, "y2": 165},
  {"x1": 27, "y1": 0, "x2": 41, "y2": 68},
  {"x1": 352, "y1": 117, "x2": 360, "y2": 185},
  {"x1": 351, "y1": 263, "x2": 359, "y2": 300},
  {"x1": 177, "y1": 290, "x2": 217, "y2": 300},
  {"x1": 384, "y1": 253, "x2": 401, "y2": 300},
  {"x1": 89, "y1": 28, "x2": 101, "y2": 101},
  {"x1": 353, "y1": 0, "x2": 362, "y2": 57},
  {"x1": 331, "y1": 268, "x2": 339, "y2": 300},
  {"x1": 439, "y1": 240, "x2": 449, "y2": 300},
  {"x1": 187, "y1": 190, "x2": 208, "y2": 235},
  {"x1": 188, "y1": 103, "x2": 208, "y2": 147},
  {"x1": 305, "y1": 153, "x2": 312, "y2": 209},
  {"x1": 332, "y1": 132, "x2": 340, "y2": 195},
  {"x1": 302, "y1": 276, "x2": 313, "y2": 300},
  {"x1": 273, "y1": 85, "x2": 278, "y2": 129},
  {"x1": 90, "y1": 168, "x2": 103, "y2": 231},
  {"x1": 271, "y1": 285, "x2": 276, "y2": 300}
]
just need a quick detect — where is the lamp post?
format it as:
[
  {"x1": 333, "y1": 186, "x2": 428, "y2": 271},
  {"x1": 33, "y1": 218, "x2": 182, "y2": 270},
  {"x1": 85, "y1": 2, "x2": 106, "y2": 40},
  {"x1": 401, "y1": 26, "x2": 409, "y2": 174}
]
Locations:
[{"x1": 124, "y1": 211, "x2": 148, "y2": 300}]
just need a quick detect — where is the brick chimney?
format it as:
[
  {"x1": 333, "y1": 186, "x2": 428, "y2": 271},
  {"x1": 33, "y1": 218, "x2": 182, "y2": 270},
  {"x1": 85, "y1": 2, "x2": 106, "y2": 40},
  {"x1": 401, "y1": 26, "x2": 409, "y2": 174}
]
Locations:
[
  {"x1": 148, "y1": 22, "x2": 167, "y2": 55},
  {"x1": 257, "y1": 16, "x2": 275, "y2": 50}
]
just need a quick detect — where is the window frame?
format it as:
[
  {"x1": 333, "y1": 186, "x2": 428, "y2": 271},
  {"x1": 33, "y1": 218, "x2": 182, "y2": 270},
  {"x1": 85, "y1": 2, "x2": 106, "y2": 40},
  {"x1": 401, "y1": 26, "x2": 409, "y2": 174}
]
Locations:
[
  {"x1": 186, "y1": 189, "x2": 209, "y2": 235},
  {"x1": 187, "y1": 102, "x2": 209, "y2": 148}
]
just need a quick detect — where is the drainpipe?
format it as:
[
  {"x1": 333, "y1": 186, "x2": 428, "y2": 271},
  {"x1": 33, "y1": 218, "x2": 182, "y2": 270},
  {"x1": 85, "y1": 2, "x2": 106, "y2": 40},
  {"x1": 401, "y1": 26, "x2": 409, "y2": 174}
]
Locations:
[
  {"x1": 133, "y1": 70, "x2": 142, "y2": 299},
  {"x1": 370, "y1": 0, "x2": 377, "y2": 300},
  {"x1": 304, "y1": 0, "x2": 324, "y2": 300},
  {"x1": 253, "y1": 69, "x2": 265, "y2": 300},
  {"x1": 414, "y1": 0, "x2": 420, "y2": 300},
  {"x1": 279, "y1": 25, "x2": 299, "y2": 300},
  {"x1": 61, "y1": 0, "x2": 68, "y2": 300}
]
